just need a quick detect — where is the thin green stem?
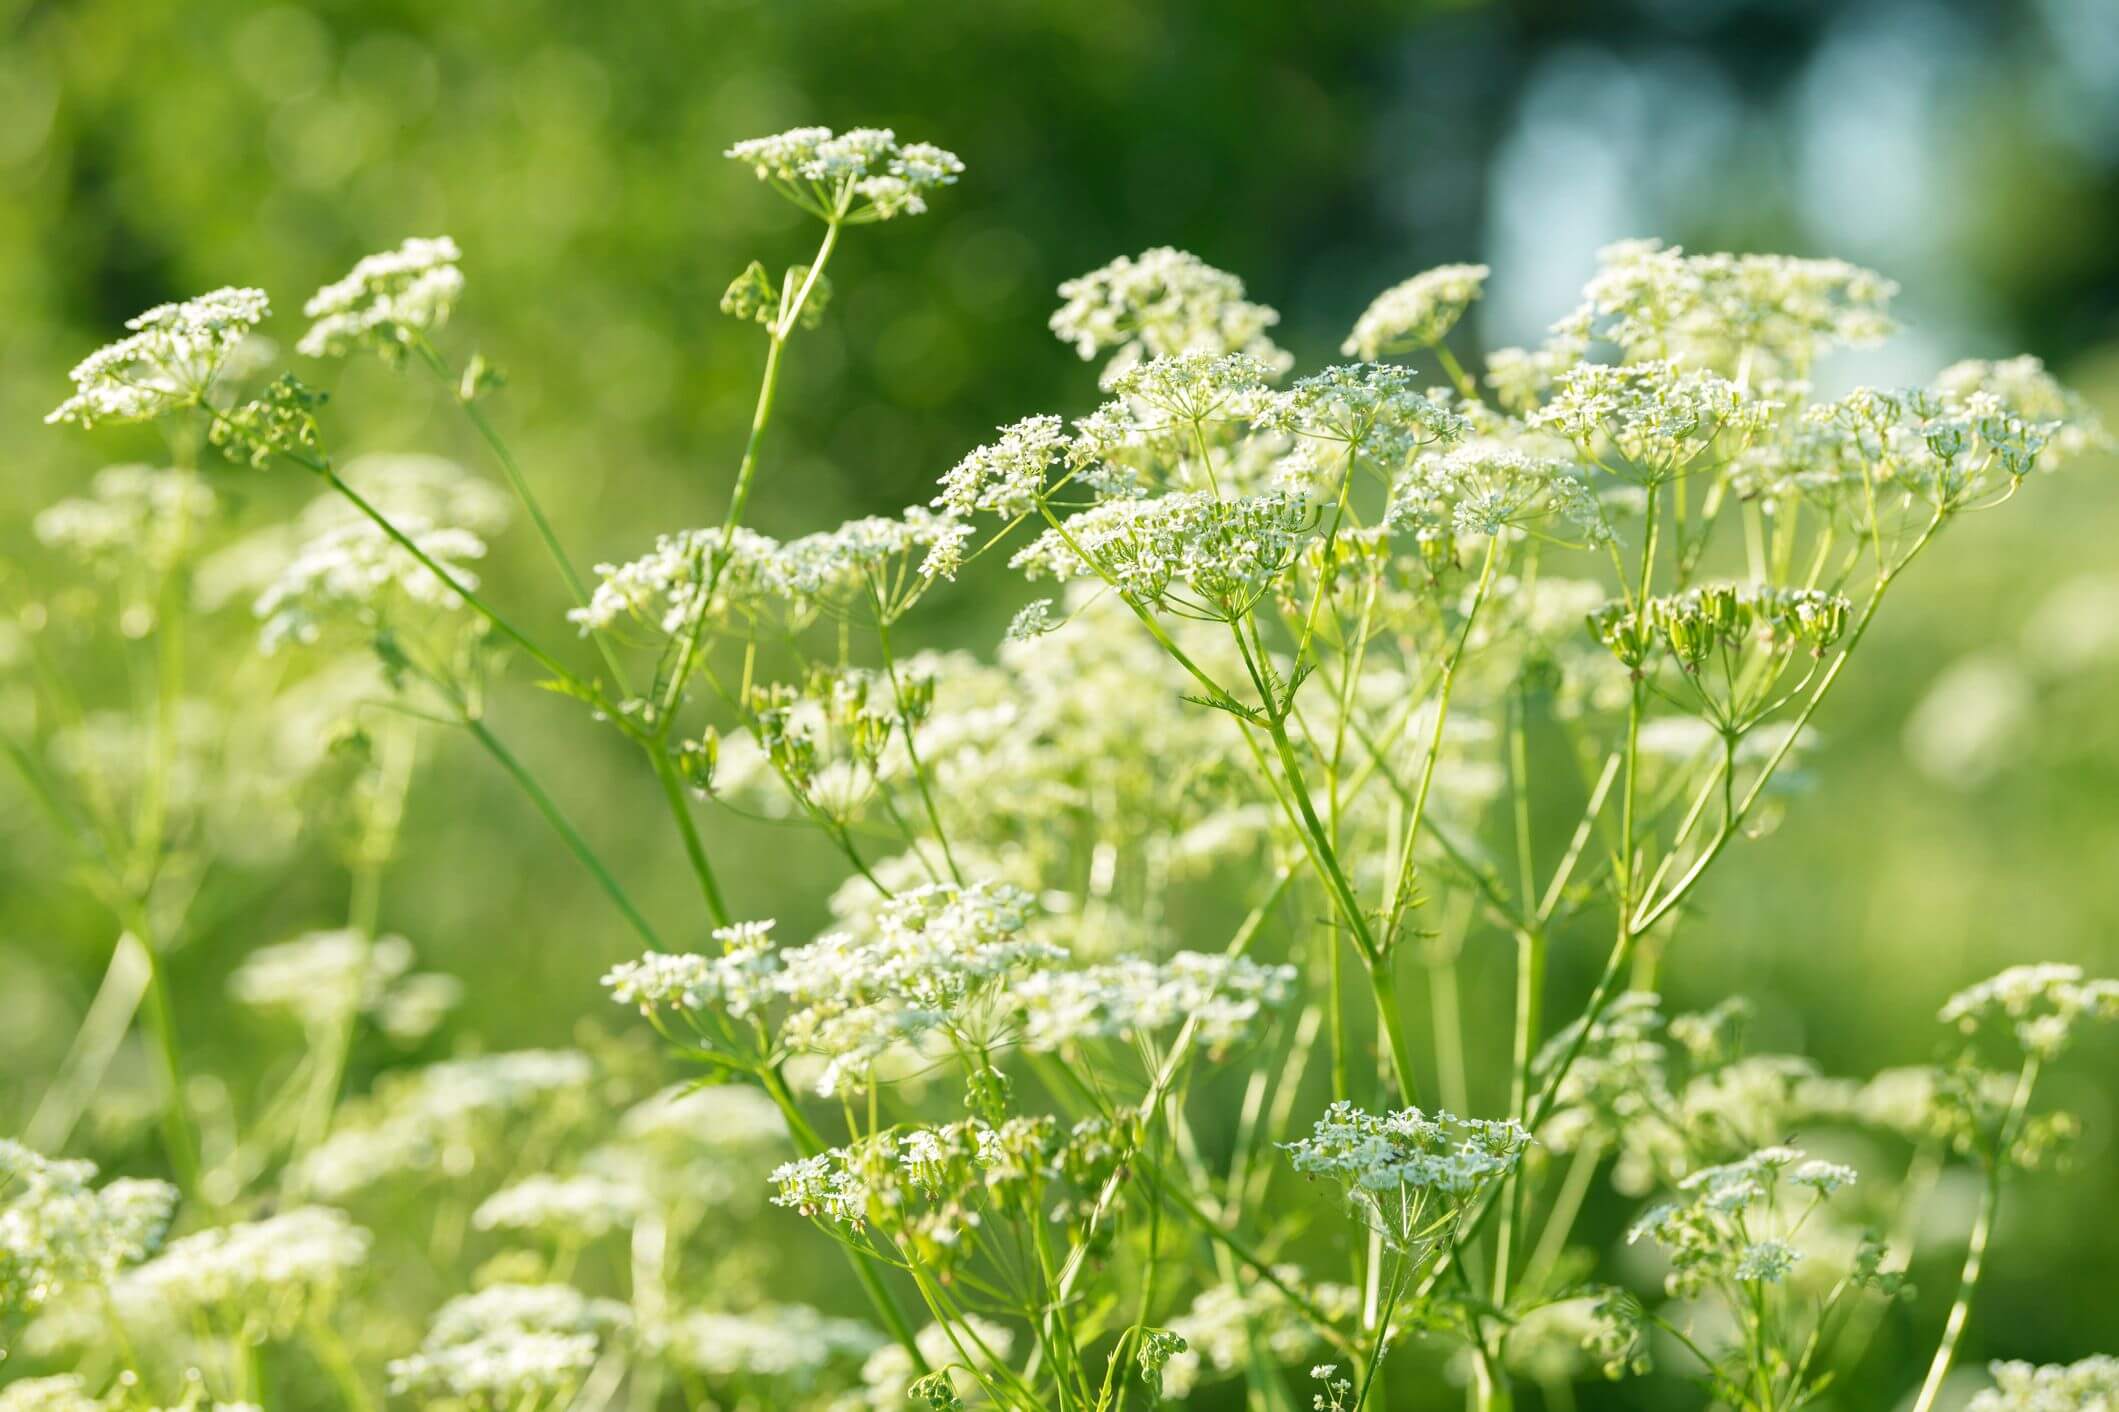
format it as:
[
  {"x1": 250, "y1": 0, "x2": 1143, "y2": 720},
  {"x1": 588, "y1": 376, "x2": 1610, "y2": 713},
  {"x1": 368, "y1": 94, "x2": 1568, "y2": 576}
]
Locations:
[
  {"x1": 463, "y1": 717, "x2": 662, "y2": 948},
  {"x1": 1910, "y1": 1054, "x2": 2040, "y2": 1412}
]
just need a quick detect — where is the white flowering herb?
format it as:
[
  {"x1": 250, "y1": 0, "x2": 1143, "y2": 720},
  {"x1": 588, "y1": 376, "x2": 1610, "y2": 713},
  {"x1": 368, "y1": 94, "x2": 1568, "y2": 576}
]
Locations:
[
  {"x1": 25, "y1": 119, "x2": 2117, "y2": 1412},
  {"x1": 46, "y1": 287, "x2": 270, "y2": 428},
  {"x1": 298, "y1": 236, "x2": 465, "y2": 362}
]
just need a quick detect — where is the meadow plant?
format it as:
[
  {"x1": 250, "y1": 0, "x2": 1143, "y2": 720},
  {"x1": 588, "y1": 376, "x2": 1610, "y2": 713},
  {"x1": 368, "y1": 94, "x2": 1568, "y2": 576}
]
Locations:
[{"x1": 7, "y1": 122, "x2": 2116, "y2": 1411}]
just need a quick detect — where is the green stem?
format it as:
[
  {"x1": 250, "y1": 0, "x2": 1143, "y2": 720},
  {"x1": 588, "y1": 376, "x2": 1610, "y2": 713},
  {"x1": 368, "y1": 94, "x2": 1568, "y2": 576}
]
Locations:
[
  {"x1": 755, "y1": 1065, "x2": 932, "y2": 1376},
  {"x1": 463, "y1": 717, "x2": 662, "y2": 948},
  {"x1": 1909, "y1": 1054, "x2": 2040, "y2": 1412},
  {"x1": 317, "y1": 464, "x2": 585, "y2": 690},
  {"x1": 131, "y1": 925, "x2": 200, "y2": 1192}
]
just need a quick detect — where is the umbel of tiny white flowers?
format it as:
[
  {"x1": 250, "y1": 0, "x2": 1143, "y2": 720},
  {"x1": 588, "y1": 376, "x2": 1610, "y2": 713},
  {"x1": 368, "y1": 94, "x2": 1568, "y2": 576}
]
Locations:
[
  {"x1": 1342, "y1": 263, "x2": 1490, "y2": 360},
  {"x1": 46, "y1": 287, "x2": 270, "y2": 428},
  {"x1": 726, "y1": 126, "x2": 964, "y2": 223},
  {"x1": 1967, "y1": 1355, "x2": 2119, "y2": 1412},
  {"x1": 298, "y1": 236, "x2": 464, "y2": 363},
  {"x1": 1283, "y1": 1102, "x2": 1531, "y2": 1257},
  {"x1": 1050, "y1": 246, "x2": 1292, "y2": 387}
]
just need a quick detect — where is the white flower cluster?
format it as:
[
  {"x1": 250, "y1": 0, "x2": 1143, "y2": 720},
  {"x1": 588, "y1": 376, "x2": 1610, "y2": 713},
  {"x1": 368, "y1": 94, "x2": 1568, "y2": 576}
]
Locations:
[
  {"x1": 1342, "y1": 263, "x2": 1489, "y2": 359},
  {"x1": 226, "y1": 928, "x2": 440, "y2": 1033},
  {"x1": 1531, "y1": 358, "x2": 1770, "y2": 477},
  {"x1": 1050, "y1": 247, "x2": 1291, "y2": 386},
  {"x1": 1940, "y1": 963, "x2": 2119, "y2": 1060},
  {"x1": 1009, "y1": 488, "x2": 1314, "y2": 617},
  {"x1": 298, "y1": 236, "x2": 465, "y2": 361},
  {"x1": 725, "y1": 127, "x2": 963, "y2": 220},
  {"x1": 116, "y1": 1206, "x2": 369, "y2": 1324},
  {"x1": 1, "y1": 1142, "x2": 177, "y2": 1318},
  {"x1": 609, "y1": 884, "x2": 1063, "y2": 1095},
  {"x1": 1285, "y1": 1102, "x2": 1531, "y2": 1197},
  {"x1": 1010, "y1": 951, "x2": 1297, "y2": 1053},
  {"x1": 660, "y1": 1304, "x2": 882, "y2": 1384},
  {"x1": 934, "y1": 414, "x2": 1070, "y2": 518},
  {"x1": 1578, "y1": 239, "x2": 1897, "y2": 373},
  {"x1": 295, "y1": 1049, "x2": 594, "y2": 1199},
  {"x1": 254, "y1": 517, "x2": 486, "y2": 653},
  {"x1": 472, "y1": 1173, "x2": 647, "y2": 1243},
  {"x1": 196, "y1": 455, "x2": 509, "y2": 654},
  {"x1": 1392, "y1": 442, "x2": 1605, "y2": 543},
  {"x1": 388, "y1": 1283, "x2": 629, "y2": 1405},
  {"x1": 1253, "y1": 362, "x2": 1469, "y2": 447},
  {"x1": 33, "y1": 465, "x2": 219, "y2": 580},
  {"x1": 572, "y1": 506, "x2": 966, "y2": 639},
  {"x1": 1284, "y1": 1102, "x2": 1531, "y2": 1255},
  {"x1": 1626, "y1": 1146, "x2": 1868, "y2": 1300},
  {"x1": 1969, "y1": 1356, "x2": 2119, "y2": 1412},
  {"x1": 46, "y1": 287, "x2": 270, "y2": 428}
]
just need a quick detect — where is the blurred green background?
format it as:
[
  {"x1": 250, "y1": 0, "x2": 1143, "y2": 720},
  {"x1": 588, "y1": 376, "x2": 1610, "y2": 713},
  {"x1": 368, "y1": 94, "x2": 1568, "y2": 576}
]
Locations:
[{"x1": 4, "y1": 0, "x2": 2116, "y2": 1401}]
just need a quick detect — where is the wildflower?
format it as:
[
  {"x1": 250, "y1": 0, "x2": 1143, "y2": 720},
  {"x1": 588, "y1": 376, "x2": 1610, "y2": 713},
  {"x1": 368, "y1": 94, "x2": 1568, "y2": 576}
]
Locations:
[
  {"x1": 934, "y1": 414, "x2": 1070, "y2": 518},
  {"x1": 1390, "y1": 443, "x2": 1606, "y2": 543},
  {"x1": 33, "y1": 466, "x2": 218, "y2": 579},
  {"x1": 1005, "y1": 597, "x2": 1057, "y2": 642},
  {"x1": 726, "y1": 127, "x2": 963, "y2": 222},
  {"x1": 1533, "y1": 358, "x2": 1771, "y2": 478},
  {"x1": 570, "y1": 527, "x2": 778, "y2": 637},
  {"x1": 1108, "y1": 351, "x2": 1276, "y2": 424},
  {"x1": 1969, "y1": 1355, "x2": 2119, "y2": 1412},
  {"x1": 472, "y1": 1173, "x2": 647, "y2": 1242},
  {"x1": 253, "y1": 516, "x2": 488, "y2": 653},
  {"x1": 294, "y1": 1050, "x2": 594, "y2": 1199},
  {"x1": 388, "y1": 1283, "x2": 629, "y2": 1406},
  {"x1": 1253, "y1": 363, "x2": 1468, "y2": 448},
  {"x1": 226, "y1": 928, "x2": 418, "y2": 1030},
  {"x1": 1009, "y1": 490, "x2": 1313, "y2": 618},
  {"x1": 1050, "y1": 246, "x2": 1291, "y2": 386},
  {"x1": 298, "y1": 236, "x2": 465, "y2": 361},
  {"x1": 1733, "y1": 1238, "x2": 1801, "y2": 1283},
  {"x1": 1941, "y1": 964, "x2": 2119, "y2": 1060},
  {"x1": 0, "y1": 1377, "x2": 103, "y2": 1412},
  {"x1": 117, "y1": 1206, "x2": 369, "y2": 1327},
  {"x1": 1342, "y1": 263, "x2": 1489, "y2": 359},
  {"x1": 1284, "y1": 1102, "x2": 1531, "y2": 1256},
  {"x1": 0, "y1": 1142, "x2": 177, "y2": 1318},
  {"x1": 1010, "y1": 952, "x2": 1297, "y2": 1053},
  {"x1": 661, "y1": 1305, "x2": 881, "y2": 1384},
  {"x1": 47, "y1": 287, "x2": 270, "y2": 427},
  {"x1": 1579, "y1": 239, "x2": 1896, "y2": 374}
]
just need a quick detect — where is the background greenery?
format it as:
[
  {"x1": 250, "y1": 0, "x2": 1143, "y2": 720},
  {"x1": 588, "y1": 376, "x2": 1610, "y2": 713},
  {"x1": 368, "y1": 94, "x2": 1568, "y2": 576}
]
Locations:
[{"x1": 4, "y1": 0, "x2": 2115, "y2": 1403}]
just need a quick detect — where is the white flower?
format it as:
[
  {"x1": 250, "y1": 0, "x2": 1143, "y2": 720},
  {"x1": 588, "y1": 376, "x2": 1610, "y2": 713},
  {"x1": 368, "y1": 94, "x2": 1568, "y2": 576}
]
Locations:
[
  {"x1": 0, "y1": 1142, "x2": 177, "y2": 1317},
  {"x1": 389, "y1": 1283, "x2": 629, "y2": 1404},
  {"x1": 294, "y1": 1050, "x2": 593, "y2": 1199},
  {"x1": 1941, "y1": 964, "x2": 2119, "y2": 1059},
  {"x1": 227, "y1": 928, "x2": 416, "y2": 1029},
  {"x1": 0, "y1": 1377, "x2": 103, "y2": 1412},
  {"x1": 1733, "y1": 1237, "x2": 1800, "y2": 1283},
  {"x1": 1969, "y1": 1355, "x2": 2119, "y2": 1412},
  {"x1": 1011, "y1": 952, "x2": 1297, "y2": 1053},
  {"x1": 253, "y1": 516, "x2": 487, "y2": 653},
  {"x1": 1342, "y1": 263, "x2": 1489, "y2": 359},
  {"x1": 116, "y1": 1206, "x2": 369, "y2": 1322},
  {"x1": 660, "y1": 1304, "x2": 881, "y2": 1383},
  {"x1": 1050, "y1": 247, "x2": 1291, "y2": 387},
  {"x1": 935, "y1": 415, "x2": 1070, "y2": 518},
  {"x1": 47, "y1": 287, "x2": 270, "y2": 427},
  {"x1": 725, "y1": 127, "x2": 962, "y2": 221},
  {"x1": 298, "y1": 236, "x2": 464, "y2": 360},
  {"x1": 34, "y1": 466, "x2": 218, "y2": 578},
  {"x1": 472, "y1": 1174, "x2": 647, "y2": 1241}
]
